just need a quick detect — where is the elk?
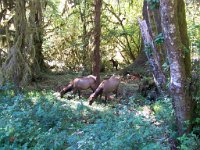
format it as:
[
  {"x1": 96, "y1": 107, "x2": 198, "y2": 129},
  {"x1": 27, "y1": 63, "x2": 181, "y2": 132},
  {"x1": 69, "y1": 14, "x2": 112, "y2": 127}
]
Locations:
[
  {"x1": 89, "y1": 75, "x2": 121, "y2": 105},
  {"x1": 60, "y1": 75, "x2": 97, "y2": 98},
  {"x1": 109, "y1": 58, "x2": 118, "y2": 70}
]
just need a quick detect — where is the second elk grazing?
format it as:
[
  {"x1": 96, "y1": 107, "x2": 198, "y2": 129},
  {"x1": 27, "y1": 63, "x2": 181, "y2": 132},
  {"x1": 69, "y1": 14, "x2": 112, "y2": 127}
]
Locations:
[
  {"x1": 60, "y1": 75, "x2": 97, "y2": 98},
  {"x1": 89, "y1": 75, "x2": 121, "y2": 105}
]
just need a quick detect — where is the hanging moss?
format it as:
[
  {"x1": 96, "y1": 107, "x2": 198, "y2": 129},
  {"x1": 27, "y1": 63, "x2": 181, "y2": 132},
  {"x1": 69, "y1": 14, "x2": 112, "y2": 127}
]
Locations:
[
  {"x1": 2, "y1": 0, "x2": 32, "y2": 87},
  {"x1": 1, "y1": 0, "x2": 47, "y2": 86}
]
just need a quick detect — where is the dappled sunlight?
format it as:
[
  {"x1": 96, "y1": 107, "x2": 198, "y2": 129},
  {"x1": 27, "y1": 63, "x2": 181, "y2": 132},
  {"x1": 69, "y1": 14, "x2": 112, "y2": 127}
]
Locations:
[
  {"x1": 65, "y1": 98, "x2": 173, "y2": 149},
  {"x1": 58, "y1": 95, "x2": 112, "y2": 112},
  {"x1": 135, "y1": 105, "x2": 162, "y2": 126},
  {"x1": 0, "y1": 82, "x2": 182, "y2": 149},
  {"x1": 136, "y1": 105, "x2": 153, "y2": 118},
  {"x1": 52, "y1": 89, "x2": 110, "y2": 111}
]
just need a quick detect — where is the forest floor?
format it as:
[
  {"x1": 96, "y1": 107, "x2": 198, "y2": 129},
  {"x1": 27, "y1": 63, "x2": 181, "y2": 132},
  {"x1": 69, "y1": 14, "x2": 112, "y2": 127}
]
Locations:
[{"x1": 0, "y1": 71, "x2": 175, "y2": 149}]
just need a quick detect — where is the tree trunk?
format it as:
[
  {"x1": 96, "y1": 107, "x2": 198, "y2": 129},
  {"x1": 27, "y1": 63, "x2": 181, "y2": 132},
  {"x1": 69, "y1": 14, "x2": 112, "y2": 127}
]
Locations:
[
  {"x1": 160, "y1": 0, "x2": 193, "y2": 135},
  {"x1": 29, "y1": 0, "x2": 46, "y2": 77},
  {"x1": 1, "y1": 0, "x2": 46, "y2": 86},
  {"x1": 2, "y1": 0, "x2": 32, "y2": 87},
  {"x1": 146, "y1": 2, "x2": 164, "y2": 64},
  {"x1": 144, "y1": 0, "x2": 169, "y2": 70},
  {"x1": 0, "y1": 49, "x2": 2, "y2": 67},
  {"x1": 92, "y1": 0, "x2": 102, "y2": 85},
  {"x1": 177, "y1": 0, "x2": 191, "y2": 77},
  {"x1": 138, "y1": 19, "x2": 166, "y2": 93}
]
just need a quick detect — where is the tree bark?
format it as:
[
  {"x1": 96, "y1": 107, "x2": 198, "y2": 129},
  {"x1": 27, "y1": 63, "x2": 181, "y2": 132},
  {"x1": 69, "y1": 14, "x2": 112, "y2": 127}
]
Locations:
[
  {"x1": 92, "y1": 0, "x2": 102, "y2": 85},
  {"x1": 177, "y1": 0, "x2": 191, "y2": 77},
  {"x1": 29, "y1": 0, "x2": 46, "y2": 76},
  {"x1": 138, "y1": 19, "x2": 166, "y2": 93},
  {"x1": 2, "y1": 0, "x2": 32, "y2": 87},
  {"x1": 144, "y1": 0, "x2": 168, "y2": 71},
  {"x1": 1, "y1": 0, "x2": 46, "y2": 86},
  {"x1": 160, "y1": 0, "x2": 193, "y2": 135},
  {"x1": 146, "y1": 2, "x2": 163, "y2": 64}
]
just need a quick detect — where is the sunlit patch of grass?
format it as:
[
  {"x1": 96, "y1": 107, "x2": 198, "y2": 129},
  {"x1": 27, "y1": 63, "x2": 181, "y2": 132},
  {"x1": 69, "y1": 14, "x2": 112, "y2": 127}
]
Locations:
[
  {"x1": 153, "y1": 103, "x2": 163, "y2": 113},
  {"x1": 58, "y1": 93, "x2": 112, "y2": 113}
]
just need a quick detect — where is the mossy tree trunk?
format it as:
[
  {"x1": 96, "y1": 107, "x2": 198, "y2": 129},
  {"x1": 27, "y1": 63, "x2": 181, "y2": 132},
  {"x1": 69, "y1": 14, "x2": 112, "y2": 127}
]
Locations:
[
  {"x1": 138, "y1": 1, "x2": 166, "y2": 93},
  {"x1": 0, "y1": 0, "x2": 15, "y2": 49},
  {"x1": 2, "y1": 0, "x2": 46, "y2": 86},
  {"x1": 2, "y1": 0, "x2": 32, "y2": 87},
  {"x1": 160, "y1": 0, "x2": 194, "y2": 135},
  {"x1": 145, "y1": 1, "x2": 166, "y2": 64},
  {"x1": 177, "y1": 0, "x2": 191, "y2": 77},
  {"x1": 29, "y1": 0, "x2": 46, "y2": 77}
]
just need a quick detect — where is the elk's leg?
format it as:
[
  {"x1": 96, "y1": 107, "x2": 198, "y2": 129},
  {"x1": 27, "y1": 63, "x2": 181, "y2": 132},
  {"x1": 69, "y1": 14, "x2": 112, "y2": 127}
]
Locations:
[
  {"x1": 104, "y1": 95, "x2": 107, "y2": 106},
  {"x1": 100, "y1": 93, "x2": 102, "y2": 100},
  {"x1": 91, "y1": 85, "x2": 96, "y2": 92},
  {"x1": 98, "y1": 93, "x2": 103, "y2": 103},
  {"x1": 78, "y1": 90, "x2": 81, "y2": 99},
  {"x1": 114, "y1": 88, "x2": 118, "y2": 98},
  {"x1": 60, "y1": 90, "x2": 65, "y2": 98},
  {"x1": 73, "y1": 89, "x2": 77, "y2": 98}
]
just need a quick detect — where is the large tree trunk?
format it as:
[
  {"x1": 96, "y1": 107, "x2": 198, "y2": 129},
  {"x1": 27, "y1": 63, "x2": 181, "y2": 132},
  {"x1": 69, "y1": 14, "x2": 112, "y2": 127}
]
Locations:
[
  {"x1": 29, "y1": 0, "x2": 46, "y2": 76},
  {"x1": 139, "y1": 2, "x2": 166, "y2": 93},
  {"x1": 2, "y1": 0, "x2": 32, "y2": 87},
  {"x1": 140, "y1": 1, "x2": 167, "y2": 92},
  {"x1": 1, "y1": 0, "x2": 46, "y2": 86},
  {"x1": 138, "y1": 19, "x2": 166, "y2": 93},
  {"x1": 177, "y1": 0, "x2": 191, "y2": 77},
  {"x1": 145, "y1": 1, "x2": 165, "y2": 64},
  {"x1": 92, "y1": 0, "x2": 102, "y2": 85},
  {"x1": 160, "y1": 0, "x2": 193, "y2": 135}
]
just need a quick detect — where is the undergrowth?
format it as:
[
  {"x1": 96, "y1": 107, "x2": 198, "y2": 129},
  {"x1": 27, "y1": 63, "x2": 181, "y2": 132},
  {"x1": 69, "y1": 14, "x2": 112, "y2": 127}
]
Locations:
[{"x1": 0, "y1": 83, "x2": 199, "y2": 149}]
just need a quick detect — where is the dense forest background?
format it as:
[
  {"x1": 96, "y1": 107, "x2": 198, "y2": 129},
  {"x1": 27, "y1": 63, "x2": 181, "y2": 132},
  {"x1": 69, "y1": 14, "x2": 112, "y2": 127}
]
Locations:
[{"x1": 0, "y1": 0, "x2": 200, "y2": 149}]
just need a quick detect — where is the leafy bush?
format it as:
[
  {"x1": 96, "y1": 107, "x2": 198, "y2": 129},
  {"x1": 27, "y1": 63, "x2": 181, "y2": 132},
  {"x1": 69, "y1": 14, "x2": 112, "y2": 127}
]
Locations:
[
  {"x1": 67, "y1": 97, "x2": 175, "y2": 150},
  {"x1": 178, "y1": 133, "x2": 200, "y2": 150},
  {"x1": 1, "y1": 84, "x2": 199, "y2": 149},
  {"x1": 0, "y1": 84, "x2": 88, "y2": 149}
]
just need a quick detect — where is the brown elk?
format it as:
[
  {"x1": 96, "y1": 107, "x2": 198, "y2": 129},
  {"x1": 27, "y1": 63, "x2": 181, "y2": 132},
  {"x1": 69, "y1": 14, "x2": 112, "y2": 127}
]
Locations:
[
  {"x1": 109, "y1": 58, "x2": 118, "y2": 70},
  {"x1": 89, "y1": 75, "x2": 121, "y2": 105},
  {"x1": 60, "y1": 75, "x2": 97, "y2": 98}
]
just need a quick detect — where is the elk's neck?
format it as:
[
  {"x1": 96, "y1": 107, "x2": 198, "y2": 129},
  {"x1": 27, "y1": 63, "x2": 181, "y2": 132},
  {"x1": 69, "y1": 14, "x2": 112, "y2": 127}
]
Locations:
[{"x1": 94, "y1": 87, "x2": 103, "y2": 97}]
